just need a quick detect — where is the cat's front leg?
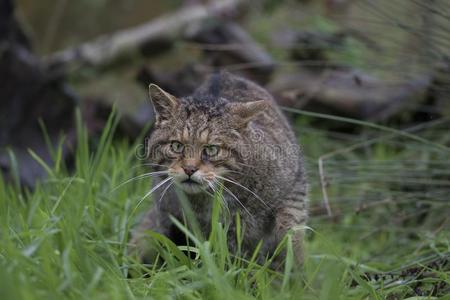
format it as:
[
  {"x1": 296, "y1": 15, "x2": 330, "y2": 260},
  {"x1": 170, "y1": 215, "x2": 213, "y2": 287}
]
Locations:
[
  {"x1": 271, "y1": 202, "x2": 307, "y2": 269},
  {"x1": 128, "y1": 206, "x2": 171, "y2": 264}
]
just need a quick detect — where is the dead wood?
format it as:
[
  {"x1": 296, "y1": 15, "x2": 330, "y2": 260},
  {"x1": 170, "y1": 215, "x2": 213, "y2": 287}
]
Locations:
[
  {"x1": 44, "y1": 0, "x2": 248, "y2": 69},
  {"x1": 269, "y1": 68, "x2": 432, "y2": 121}
]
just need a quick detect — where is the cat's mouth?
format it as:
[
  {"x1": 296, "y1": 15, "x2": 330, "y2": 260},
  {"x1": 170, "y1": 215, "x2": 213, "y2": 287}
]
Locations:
[
  {"x1": 178, "y1": 178, "x2": 204, "y2": 194},
  {"x1": 182, "y1": 178, "x2": 200, "y2": 185}
]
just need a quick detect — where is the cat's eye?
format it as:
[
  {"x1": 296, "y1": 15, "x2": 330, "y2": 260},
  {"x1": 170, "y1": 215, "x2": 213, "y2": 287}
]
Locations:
[
  {"x1": 170, "y1": 141, "x2": 184, "y2": 154},
  {"x1": 203, "y1": 145, "x2": 219, "y2": 157}
]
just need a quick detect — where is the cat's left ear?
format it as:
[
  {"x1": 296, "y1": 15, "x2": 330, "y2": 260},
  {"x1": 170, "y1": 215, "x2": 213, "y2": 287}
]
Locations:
[
  {"x1": 227, "y1": 100, "x2": 269, "y2": 127},
  {"x1": 149, "y1": 84, "x2": 179, "y2": 121}
]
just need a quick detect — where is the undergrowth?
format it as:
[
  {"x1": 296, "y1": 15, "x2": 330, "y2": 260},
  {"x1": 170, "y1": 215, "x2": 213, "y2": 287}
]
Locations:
[{"x1": 0, "y1": 110, "x2": 449, "y2": 299}]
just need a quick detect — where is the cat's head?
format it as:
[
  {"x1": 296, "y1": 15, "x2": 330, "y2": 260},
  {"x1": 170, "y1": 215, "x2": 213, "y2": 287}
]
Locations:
[{"x1": 147, "y1": 84, "x2": 268, "y2": 194}]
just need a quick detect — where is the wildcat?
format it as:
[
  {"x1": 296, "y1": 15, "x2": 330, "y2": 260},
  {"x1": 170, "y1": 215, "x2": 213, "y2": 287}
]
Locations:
[{"x1": 130, "y1": 72, "x2": 307, "y2": 268}]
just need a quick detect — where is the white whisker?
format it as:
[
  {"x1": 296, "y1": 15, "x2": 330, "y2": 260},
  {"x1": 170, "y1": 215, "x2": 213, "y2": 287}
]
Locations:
[
  {"x1": 214, "y1": 179, "x2": 252, "y2": 218},
  {"x1": 130, "y1": 176, "x2": 173, "y2": 218},
  {"x1": 207, "y1": 181, "x2": 217, "y2": 193},
  {"x1": 206, "y1": 179, "x2": 230, "y2": 215},
  {"x1": 157, "y1": 180, "x2": 174, "y2": 206},
  {"x1": 142, "y1": 177, "x2": 173, "y2": 200},
  {"x1": 215, "y1": 175, "x2": 270, "y2": 209},
  {"x1": 111, "y1": 171, "x2": 168, "y2": 192}
]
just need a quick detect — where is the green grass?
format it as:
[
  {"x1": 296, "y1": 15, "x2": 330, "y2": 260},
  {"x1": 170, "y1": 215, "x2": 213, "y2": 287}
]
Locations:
[{"x1": 0, "y1": 110, "x2": 449, "y2": 299}]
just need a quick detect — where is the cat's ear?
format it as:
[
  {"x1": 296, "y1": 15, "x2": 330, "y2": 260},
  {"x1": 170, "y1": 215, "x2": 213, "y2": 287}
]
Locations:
[
  {"x1": 228, "y1": 100, "x2": 269, "y2": 127},
  {"x1": 149, "y1": 84, "x2": 179, "y2": 120}
]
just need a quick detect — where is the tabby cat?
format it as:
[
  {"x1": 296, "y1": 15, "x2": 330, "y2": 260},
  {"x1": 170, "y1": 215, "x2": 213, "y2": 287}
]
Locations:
[{"x1": 130, "y1": 72, "x2": 308, "y2": 268}]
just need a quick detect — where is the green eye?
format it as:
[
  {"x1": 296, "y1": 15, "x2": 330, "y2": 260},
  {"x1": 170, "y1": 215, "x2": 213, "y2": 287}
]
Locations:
[
  {"x1": 170, "y1": 141, "x2": 184, "y2": 153},
  {"x1": 203, "y1": 145, "x2": 219, "y2": 157}
]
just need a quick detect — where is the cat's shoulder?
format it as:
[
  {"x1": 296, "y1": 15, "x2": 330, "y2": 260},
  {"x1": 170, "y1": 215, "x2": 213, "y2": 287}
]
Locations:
[{"x1": 193, "y1": 71, "x2": 273, "y2": 103}]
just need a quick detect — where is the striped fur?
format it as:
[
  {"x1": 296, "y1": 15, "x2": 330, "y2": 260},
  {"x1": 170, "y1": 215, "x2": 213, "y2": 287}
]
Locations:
[{"x1": 131, "y1": 72, "x2": 308, "y2": 268}]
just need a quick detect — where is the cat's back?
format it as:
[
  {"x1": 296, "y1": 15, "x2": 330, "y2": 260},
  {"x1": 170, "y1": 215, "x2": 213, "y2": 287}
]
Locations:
[
  {"x1": 191, "y1": 72, "x2": 295, "y2": 139},
  {"x1": 192, "y1": 72, "x2": 275, "y2": 104}
]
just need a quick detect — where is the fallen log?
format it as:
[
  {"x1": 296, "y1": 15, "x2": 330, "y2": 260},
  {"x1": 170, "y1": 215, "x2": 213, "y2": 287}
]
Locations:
[
  {"x1": 44, "y1": 0, "x2": 247, "y2": 69},
  {"x1": 269, "y1": 68, "x2": 432, "y2": 121}
]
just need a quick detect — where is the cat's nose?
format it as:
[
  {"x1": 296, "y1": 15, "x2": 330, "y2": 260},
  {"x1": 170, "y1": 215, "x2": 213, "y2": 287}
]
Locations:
[{"x1": 183, "y1": 166, "x2": 198, "y2": 177}]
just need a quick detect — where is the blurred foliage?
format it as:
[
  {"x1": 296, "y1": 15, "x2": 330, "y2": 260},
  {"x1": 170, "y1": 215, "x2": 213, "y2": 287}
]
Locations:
[
  {"x1": 16, "y1": 0, "x2": 182, "y2": 53},
  {"x1": 0, "y1": 111, "x2": 448, "y2": 299},
  {"x1": 2, "y1": 1, "x2": 449, "y2": 298}
]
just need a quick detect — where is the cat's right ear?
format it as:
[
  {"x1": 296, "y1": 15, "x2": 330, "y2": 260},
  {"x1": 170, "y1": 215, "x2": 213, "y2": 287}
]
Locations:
[{"x1": 149, "y1": 84, "x2": 179, "y2": 121}]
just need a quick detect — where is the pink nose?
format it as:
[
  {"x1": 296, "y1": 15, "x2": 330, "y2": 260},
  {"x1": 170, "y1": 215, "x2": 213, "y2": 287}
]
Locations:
[{"x1": 183, "y1": 166, "x2": 198, "y2": 176}]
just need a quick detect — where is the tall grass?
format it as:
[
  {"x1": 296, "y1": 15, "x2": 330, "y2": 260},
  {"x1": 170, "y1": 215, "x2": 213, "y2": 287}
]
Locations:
[{"x1": 0, "y1": 110, "x2": 448, "y2": 299}]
